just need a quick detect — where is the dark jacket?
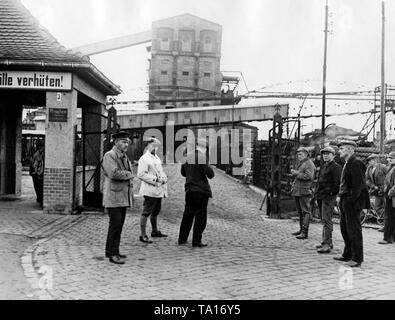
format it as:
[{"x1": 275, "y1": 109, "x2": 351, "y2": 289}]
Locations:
[
  {"x1": 316, "y1": 160, "x2": 342, "y2": 200},
  {"x1": 384, "y1": 164, "x2": 395, "y2": 198},
  {"x1": 366, "y1": 163, "x2": 388, "y2": 195},
  {"x1": 181, "y1": 151, "x2": 215, "y2": 198},
  {"x1": 339, "y1": 155, "x2": 370, "y2": 208},
  {"x1": 291, "y1": 158, "x2": 316, "y2": 197}
]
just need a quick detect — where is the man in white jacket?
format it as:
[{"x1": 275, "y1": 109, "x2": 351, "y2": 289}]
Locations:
[{"x1": 137, "y1": 137, "x2": 168, "y2": 243}]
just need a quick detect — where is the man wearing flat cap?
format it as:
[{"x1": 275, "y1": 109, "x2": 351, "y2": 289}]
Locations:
[
  {"x1": 178, "y1": 137, "x2": 215, "y2": 247},
  {"x1": 365, "y1": 153, "x2": 388, "y2": 232},
  {"x1": 315, "y1": 146, "x2": 341, "y2": 253},
  {"x1": 103, "y1": 131, "x2": 134, "y2": 264},
  {"x1": 378, "y1": 152, "x2": 395, "y2": 244},
  {"x1": 137, "y1": 137, "x2": 168, "y2": 243},
  {"x1": 290, "y1": 147, "x2": 316, "y2": 239},
  {"x1": 334, "y1": 140, "x2": 369, "y2": 267}
]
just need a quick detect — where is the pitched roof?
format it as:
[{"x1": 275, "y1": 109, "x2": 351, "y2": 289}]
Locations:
[
  {"x1": 0, "y1": 0, "x2": 121, "y2": 95},
  {"x1": 0, "y1": 0, "x2": 86, "y2": 62}
]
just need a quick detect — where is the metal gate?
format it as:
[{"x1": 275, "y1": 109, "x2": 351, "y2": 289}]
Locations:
[
  {"x1": 74, "y1": 107, "x2": 118, "y2": 211},
  {"x1": 252, "y1": 113, "x2": 300, "y2": 218}
]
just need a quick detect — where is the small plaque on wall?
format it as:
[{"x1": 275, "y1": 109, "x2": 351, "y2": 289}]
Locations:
[{"x1": 49, "y1": 108, "x2": 68, "y2": 122}]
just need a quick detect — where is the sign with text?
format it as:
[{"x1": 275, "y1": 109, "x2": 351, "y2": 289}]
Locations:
[
  {"x1": 48, "y1": 108, "x2": 68, "y2": 122},
  {"x1": 0, "y1": 71, "x2": 72, "y2": 90}
]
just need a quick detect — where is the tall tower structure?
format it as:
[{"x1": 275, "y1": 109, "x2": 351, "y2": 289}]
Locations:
[{"x1": 148, "y1": 14, "x2": 222, "y2": 109}]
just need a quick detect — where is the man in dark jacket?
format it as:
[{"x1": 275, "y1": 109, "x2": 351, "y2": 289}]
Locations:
[
  {"x1": 315, "y1": 146, "x2": 341, "y2": 253},
  {"x1": 291, "y1": 147, "x2": 316, "y2": 239},
  {"x1": 30, "y1": 140, "x2": 45, "y2": 207},
  {"x1": 178, "y1": 138, "x2": 215, "y2": 247},
  {"x1": 334, "y1": 140, "x2": 370, "y2": 268}
]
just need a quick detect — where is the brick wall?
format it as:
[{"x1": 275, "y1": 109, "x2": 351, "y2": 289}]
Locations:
[{"x1": 43, "y1": 167, "x2": 72, "y2": 214}]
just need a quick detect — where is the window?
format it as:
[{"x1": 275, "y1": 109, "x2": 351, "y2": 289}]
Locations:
[
  {"x1": 160, "y1": 37, "x2": 170, "y2": 50},
  {"x1": 182, "y1": 71, "x2": 189, "y2": 76},
  {"x1": 204, "y1": 72, "x2": 211, "y2": 77},
  {"x1": 181, "y1": 38, "x2": 192, "y2": 52},
  {"x1": 161, "y1": 71, "x2": 168, "y2": 75},
  {"x1": 182, "y1": 102, "x2": 189, "y2": 107},
  {"x1": 160, "y1": 102, "x2": 166, "y2": 106},
  {"x1": 203, "y1": 103, "x2": 210, "y2": 107},
  {"x1": 203, "y1": 36, "x2": 212, "y2": 52}
]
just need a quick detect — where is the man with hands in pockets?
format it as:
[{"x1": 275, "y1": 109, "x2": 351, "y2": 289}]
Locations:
[{"x1": 103, "y1": 131, "x2": 134, "y2": 265}]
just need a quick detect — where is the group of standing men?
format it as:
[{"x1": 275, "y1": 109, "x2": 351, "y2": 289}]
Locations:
[
  {"x1": 102, "y1": 131, "x2": 214, "y2": 265},
  {"x1": 291, "y1": 140, "x2": 395, "y2": 268}
]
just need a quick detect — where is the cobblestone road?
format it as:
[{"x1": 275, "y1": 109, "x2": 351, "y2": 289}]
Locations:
[{"x1": 1, "y1": 167, "x2": 395, "y2": 300}]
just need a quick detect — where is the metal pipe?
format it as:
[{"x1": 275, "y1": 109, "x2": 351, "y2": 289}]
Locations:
[{"x1": 380, "y1": 1, "x2": 386, "y2": 153}]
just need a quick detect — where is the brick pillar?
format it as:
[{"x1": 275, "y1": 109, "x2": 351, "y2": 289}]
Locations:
[
  {"x1": 43, "y1": 90, "x2": 77, "y2": 214},
  {"x1": 0, "y1": 98, "x2": 22, "y2": 196}
]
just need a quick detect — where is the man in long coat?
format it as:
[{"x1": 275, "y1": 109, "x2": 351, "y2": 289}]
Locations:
[
  {"x1": 334, "y1": 140, "x2": 370, "y2": 268},
  {"x1": 291, "y1": 147, "x2": 316, "y2": 239},
  {"x1": 103, "y1": 131, "x2": 134, "y2": 265}
]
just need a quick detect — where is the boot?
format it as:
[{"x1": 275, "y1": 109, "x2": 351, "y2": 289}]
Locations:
[
  {"x1": 292, "y1": 213, "x2": 303, "y2": 236},
  {"x1": 296, "y1": 213, "x2": 310, "y2": 239},
  {"x1": 296, "y1": 232, "x2": 308, "y2": 239},
  {"x1": 317, "y1": 244, "x2": 331, "y2": 253}
]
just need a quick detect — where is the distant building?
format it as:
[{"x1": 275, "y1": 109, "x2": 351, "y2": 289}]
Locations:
[{"x1": 148, "y1": 14, "x2": 222, "y2": 109}]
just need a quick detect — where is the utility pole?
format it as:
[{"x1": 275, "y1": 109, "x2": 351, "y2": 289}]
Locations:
[
  {"x1": 321, "y1": 0, "x2": 329, "y2": 142},
  {"x1": 380, "y1": 1, "x2": 386, "y2": 153}
]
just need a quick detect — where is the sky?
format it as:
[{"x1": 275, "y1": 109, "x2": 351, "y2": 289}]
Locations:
[{"x1": 21, "y1": 0, "x2": 395, "y2": 140}]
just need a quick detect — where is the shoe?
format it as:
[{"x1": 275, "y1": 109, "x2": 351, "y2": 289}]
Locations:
[
  {"x1": 346, "y1": 260, "x2": 361, "y2": 268},
  {"x1": 192, "y1": 242, "x2": 208, "y2": 247},
  {"x1": 333, "y1": 256, "x2": 350, "y2": 262},
  {"x1": 139, "y1": 235, "x2": 153, "y2": 243},
  {"x1": 151, "y1": 231, "x2": 168, "y2": 238},
  {"x1": 378, "y1": 227, "x2": 384, "y2": 232},
  {"x1": 296, "y1": 233, "x2": 308, "y2": 239},
  {"x1": 292, "y1": 230, "x2": 302, "y2": 236},
  {"x1": 378, "y1": 240, "x2": 391, "y2": 244},
  {"x1": 119, "y1": 254, "x2": 127, "y2": 259},
  {"x1": 316, "y1": 244, "x2": 333, "y2": 249},
  {"x1": 317, "y1": 245, "x2": 331, "y2": 254},
  {"x1": 178, "y1": 240, "x2": 188, "y2": 245},
  {"x1": 109, "y1": 256, "x2": 125, "y2": 264}
]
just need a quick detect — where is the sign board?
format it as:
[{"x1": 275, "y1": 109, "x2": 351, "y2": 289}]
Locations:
[
  {"x1": 48, "y1": 108, "x2": 68, "y2": 122},
  {"x1": 0, "y1": 71, "x2": 72, "y2": 91}
]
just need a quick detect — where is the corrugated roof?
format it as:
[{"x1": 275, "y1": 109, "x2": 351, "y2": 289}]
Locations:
[{"x1": 0, "y1": 0, "x2": 86, "y2": 62}]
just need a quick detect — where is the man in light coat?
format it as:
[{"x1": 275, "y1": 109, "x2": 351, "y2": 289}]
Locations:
[
  {"x1": 103, "y1": 131, "x2": 134, "y2": 265},
  {"x1": 137, "y1": 137, "x2": 168, "y2": 243},
  {"x1": 291, "y1": 147, "x2": 316, "y2": 239}
]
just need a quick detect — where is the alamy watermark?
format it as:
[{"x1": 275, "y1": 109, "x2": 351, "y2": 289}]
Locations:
[
  {"x1": 338, "y1": 266, "x2": 353, "y2": 290},
  {"x1": 38, "y1": 265, "x2": 53, "y2": 291},
  {"x1": 140, "y1": 121, "x2": 253, "y2": 176}
]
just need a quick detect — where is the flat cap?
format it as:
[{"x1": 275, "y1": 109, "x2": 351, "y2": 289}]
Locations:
[
  {"x1": 337, "y1": 140, "x2": 357, "y2": 148},
  {"x1": 296, "y1": 147, "x2": 309, "y2": 154},
  {"x1": 112, "y1": 131, "x2": 130, "y2": 140},
  {"x1": 366, "y1": 154, "x2": 379, "y2": 161},
  {"x1": 320, "y1": 146, "x2": 335, "y2": 154},
  {"x1": 387, "y1": 151, "x2": 395, "y2": 159}
]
